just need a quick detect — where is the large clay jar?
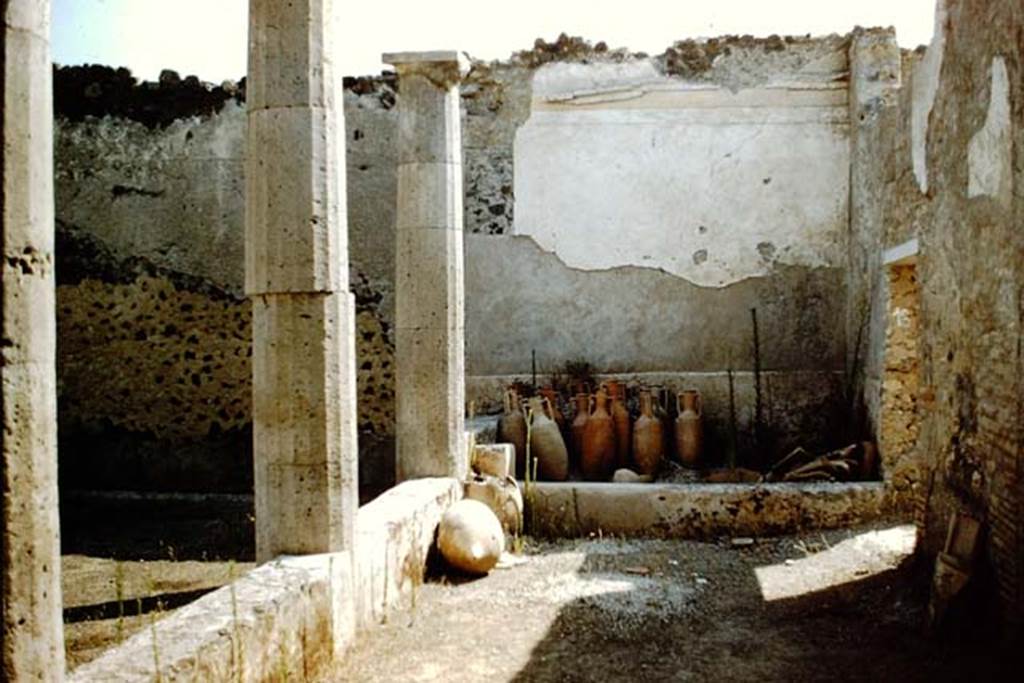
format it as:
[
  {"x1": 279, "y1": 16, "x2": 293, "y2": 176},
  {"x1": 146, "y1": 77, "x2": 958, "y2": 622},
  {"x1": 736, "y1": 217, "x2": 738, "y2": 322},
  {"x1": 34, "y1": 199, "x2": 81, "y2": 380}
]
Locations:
[
  {"x1": 570, "y1": 393, "x2": 589, "y2": 467},
  {"x1": 525, "y1": 396, "x2": 569, "y2": 481},
  {"x1": 581, "y1": 389, "x2": 616, "y2": 481},
  {"x1": 497, "y1": 389, "x2": 527, "y2": 478},
  {"x1": 675, "y1": 390, "x2": 704, "y2": 468},
  {"x1": 438, "y1": 499, "x2": 505, "y2": 575},
  {"x1": 610, "y1": 390, "x2": 631, "y2": 469},
  {"x1": 633, "y1": 391, "x2": 664, "y2": 476},
  {"x1": 652, "y1": 386, "x2": 671, "y2": 458},
  {"x1": 604, "y1": 380, "x2": 621, "y2": 403},
  {"x1": 465, "y1": 474, "x2": 524, "y2": 536},
  {"x1": 539, "y1": 387, "x2": 566, "y2": 434}
]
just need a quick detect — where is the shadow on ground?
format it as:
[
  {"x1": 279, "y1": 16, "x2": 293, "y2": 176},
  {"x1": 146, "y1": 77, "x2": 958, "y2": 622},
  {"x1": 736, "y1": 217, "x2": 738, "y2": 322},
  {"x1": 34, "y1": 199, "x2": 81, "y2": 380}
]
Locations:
[
  {"x1": 510, "y1": 532, "x2": 1004, "y2": 682},
  {"x1": 339, "y1": 524, "x2": 1014, "y2": 682}
]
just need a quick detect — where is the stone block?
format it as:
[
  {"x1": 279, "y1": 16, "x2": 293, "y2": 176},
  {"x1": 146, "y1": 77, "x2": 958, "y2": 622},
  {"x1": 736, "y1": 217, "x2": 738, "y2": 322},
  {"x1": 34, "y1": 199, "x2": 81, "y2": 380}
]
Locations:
[
  {"x1": 395, "y1": 226, "x2": 464, "y2": 331},
  {"x1": 395, "y1": 161, "x2": 464, "y2": 231},
  {"x1": 848, "y1": 29, "x2": 901, "y2": 116},
  {"x1": 5, "y1": 0, "x2": 49, "y2": 37},
  {"x1": 67, "y1": 478, "x2": 462, "y2": 681},
  {"x1": 251, "y1": 291, "x2": 358, "y2": 560},
  {"x1": 245, "y1": 105, "x2": 347, "y2": 295},
  {"x1": 1, "y1": 253, "x2": 55, "y2": 366},
  {"x1": 256, "y1": 462, "x2": 344, "y2": 557},
  {"x1": 395, "y1": 327, "x2": 466, "y2": 480},
  {"x1": 2, "y1": 29, "x2": 53, "y2": 249},
  {"x1": 0, "y1": 364, "x2": 63, "y2": 677},
  {"x1": 246, "y1": 0, "x2": 339, "y2": 111},
  {"x1": 382, "y1": 51, "x2": 466, "y2": 67}
]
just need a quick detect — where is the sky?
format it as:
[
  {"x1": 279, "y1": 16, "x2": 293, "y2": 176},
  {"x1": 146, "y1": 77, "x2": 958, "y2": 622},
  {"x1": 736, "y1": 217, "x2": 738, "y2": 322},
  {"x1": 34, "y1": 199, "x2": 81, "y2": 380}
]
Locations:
[{"x1": 52, "y1": 0, "x2": 937, "y2": 83}]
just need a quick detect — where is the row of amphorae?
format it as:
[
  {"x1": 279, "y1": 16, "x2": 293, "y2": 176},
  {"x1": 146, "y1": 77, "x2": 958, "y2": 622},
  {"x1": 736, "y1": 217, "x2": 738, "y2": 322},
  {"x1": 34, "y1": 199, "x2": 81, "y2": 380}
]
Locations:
[{"x1": 497, "y1": 381, "x2": 704, "y2": 482}]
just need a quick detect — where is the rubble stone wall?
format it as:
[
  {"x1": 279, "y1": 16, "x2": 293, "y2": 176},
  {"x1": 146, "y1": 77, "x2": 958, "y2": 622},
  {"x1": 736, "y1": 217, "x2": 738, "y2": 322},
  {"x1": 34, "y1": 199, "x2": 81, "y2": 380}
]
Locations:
[
  {"x1": 878, "y1": 264, "x2": 922, "y2": 511},
  {"x1": 849, "y1": 0, "x2": 1024, "y2": 633},
  {"x1": 916, "y1": 0, "x2": 1023, "y2": 633}
]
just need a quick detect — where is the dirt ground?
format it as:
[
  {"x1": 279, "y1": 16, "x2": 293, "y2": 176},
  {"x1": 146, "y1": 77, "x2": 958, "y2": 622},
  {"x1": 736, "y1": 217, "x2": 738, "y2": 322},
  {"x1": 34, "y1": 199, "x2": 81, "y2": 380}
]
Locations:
[
  {"x1": 59, "y1": 492, "x2": 255, "y2": 669},
  {"x1": 337, "y1": 523, "x2": 1004, "y2": 682}
]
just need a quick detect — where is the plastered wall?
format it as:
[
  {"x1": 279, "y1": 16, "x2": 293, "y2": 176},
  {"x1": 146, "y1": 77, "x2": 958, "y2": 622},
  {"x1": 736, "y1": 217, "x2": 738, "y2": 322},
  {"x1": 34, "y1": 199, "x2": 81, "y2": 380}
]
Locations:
[
  {"x1": 515, "y1": 55, "x2": 850, "y2": 287},
  {"x1": 54, "y1": 34, "x2": 866, "y2": 492}
]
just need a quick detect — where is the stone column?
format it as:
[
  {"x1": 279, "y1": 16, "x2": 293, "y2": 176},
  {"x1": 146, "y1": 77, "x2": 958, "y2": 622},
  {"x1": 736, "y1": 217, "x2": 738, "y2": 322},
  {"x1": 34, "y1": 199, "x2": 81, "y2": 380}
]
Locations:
[
  {"x1": 2, "y1": 1, "x2": 66, "y2": 679},
  {"x1": 384, "y1": 52, "x2": 469, "y2": 481},
  {"x1": 247, "y1": 0, "x2": 358, "y2": 563}
]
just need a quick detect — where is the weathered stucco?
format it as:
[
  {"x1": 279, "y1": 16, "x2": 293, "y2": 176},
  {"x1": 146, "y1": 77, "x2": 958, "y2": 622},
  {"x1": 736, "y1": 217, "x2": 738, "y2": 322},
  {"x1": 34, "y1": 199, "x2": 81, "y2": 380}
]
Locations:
[
  {"x1": 55, "y1": 103, "x2": 248, "y2": 290},
  {"x1": 848, "y1": 0, "x2": 1024, "y2": 634},
  {"x1": 466, "y1": 235, "x2": 845, "y2": 375},
  {"x1": 966, "y1": 56, "x2": 1011, "y2": 207},
  {"x1": 515, "y1": 52, "x2": 850, "y2": 287},
  {"x1": 910, "y1": 0, "x2": 946, "y2": 193}
]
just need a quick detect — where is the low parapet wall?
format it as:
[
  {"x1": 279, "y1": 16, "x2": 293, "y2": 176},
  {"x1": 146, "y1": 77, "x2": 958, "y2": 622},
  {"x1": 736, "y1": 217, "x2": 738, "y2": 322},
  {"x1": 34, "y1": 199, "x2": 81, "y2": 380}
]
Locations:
[
  {"x1": 70, "y1": 478, "x2": 462, "y2": 682},
  {"x1": 529, "y1": 481, "x2": 888, "y2": 539}
]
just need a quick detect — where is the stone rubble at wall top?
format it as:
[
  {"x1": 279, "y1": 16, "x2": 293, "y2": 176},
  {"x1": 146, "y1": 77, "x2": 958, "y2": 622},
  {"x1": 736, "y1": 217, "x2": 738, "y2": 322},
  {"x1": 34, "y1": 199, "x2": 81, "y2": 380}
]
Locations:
[{"x1": 53, "y1": 30, "x2": 894, "y2": 127}]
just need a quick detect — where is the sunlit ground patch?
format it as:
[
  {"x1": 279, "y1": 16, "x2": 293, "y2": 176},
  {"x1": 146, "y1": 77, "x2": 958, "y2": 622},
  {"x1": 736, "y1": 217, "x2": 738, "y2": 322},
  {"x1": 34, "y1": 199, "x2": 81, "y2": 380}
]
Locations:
[{"x1": 755, "y1": 525, "x2": 916, "y2": 602}]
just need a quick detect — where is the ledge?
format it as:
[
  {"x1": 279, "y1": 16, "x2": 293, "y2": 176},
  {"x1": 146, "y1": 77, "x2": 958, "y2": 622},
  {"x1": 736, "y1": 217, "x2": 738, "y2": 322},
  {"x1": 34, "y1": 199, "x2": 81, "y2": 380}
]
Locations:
[
  {"x1": 883, "y1": 238, "x2": 919, "y2": 266},
  {"x1": 528, "y1": 481, "x2": 887, "y2": 539},
  {"x1": 382, "y1": 50, "x2": 464, "y2": 65}
]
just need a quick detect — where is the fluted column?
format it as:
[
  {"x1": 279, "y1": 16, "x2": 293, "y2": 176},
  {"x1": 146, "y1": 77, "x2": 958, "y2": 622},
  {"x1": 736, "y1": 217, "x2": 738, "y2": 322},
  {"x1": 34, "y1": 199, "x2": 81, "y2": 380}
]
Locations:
[{"x1": 384, "y1": 52, "x2": 468, "y2": 481}]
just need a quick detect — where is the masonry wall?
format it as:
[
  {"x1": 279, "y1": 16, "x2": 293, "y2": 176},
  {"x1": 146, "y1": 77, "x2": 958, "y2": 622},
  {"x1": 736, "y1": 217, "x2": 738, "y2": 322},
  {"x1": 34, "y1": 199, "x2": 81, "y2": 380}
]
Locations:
[
  {"x1": 54, "y1": 35, "x2": 860, "y2": 495},
  {"x1": 850, "y1": 0, "x2": 1024, "y2": 634},
  {"x1": 878, "y1": 264, "x2": 922, "y2": 511},
  {"x1": 468, "y1": 36, "x2": 854, "y2": 465}
]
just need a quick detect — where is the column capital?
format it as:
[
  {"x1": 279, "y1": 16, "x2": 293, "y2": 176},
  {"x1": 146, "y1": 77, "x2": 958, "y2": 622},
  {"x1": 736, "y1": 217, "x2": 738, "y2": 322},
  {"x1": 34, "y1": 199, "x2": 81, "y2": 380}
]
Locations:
[{"x1": 382, "y1": 51, "x2": 470, "y2": 88}]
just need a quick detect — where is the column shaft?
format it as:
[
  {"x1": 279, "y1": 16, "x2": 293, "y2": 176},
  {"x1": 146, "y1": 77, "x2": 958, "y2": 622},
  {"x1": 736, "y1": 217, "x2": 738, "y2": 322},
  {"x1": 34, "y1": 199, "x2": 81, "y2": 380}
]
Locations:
[
  {"x1": 385, "y1": 52, "x2": 468, "y2": 481},
  {"x1": 2, "y1": 1, "x2": 66, "y2": 679},
  {"x1": 247, "y1": 0, "x2": 357, "y2": 563}
]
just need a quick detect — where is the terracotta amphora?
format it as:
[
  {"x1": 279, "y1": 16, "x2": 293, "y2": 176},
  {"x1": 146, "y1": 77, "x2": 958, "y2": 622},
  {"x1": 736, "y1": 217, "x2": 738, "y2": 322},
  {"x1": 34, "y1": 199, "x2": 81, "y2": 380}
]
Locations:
[
  {"x1": 524, "y1": 396, "x2": 569, "y2": 481},
  {"x1": 633, "y1": 391, "x2": 664, "y2": 476},
  {"x1": 675, "y1": 390, "x2": 704, "y2": 468},
  {"x1": 497, "y1": 388, "x2": 527, "y2": 478},
  {"x1": 651, "y1": 385, "x2": 671, "y2": 459},
  {"x1": 610, "y1": 390, "x2": 631, "y2": 469},
  {"x1": 570, "y1": 393, "x2": 590, "y2": 468},
  {"x1": 604, "y1": 380, "x2": 622, "y2": 402},
  {"x1": 582, "y1": 389, "x2": 616, "y2": 481},
  {"x1": 539, "y1": 387, "x2": 566, "y2": 433}
]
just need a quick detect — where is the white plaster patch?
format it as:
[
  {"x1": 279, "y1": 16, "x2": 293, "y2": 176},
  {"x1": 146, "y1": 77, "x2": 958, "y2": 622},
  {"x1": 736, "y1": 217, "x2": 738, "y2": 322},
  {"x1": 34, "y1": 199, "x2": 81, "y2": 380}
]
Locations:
[
  {"x1": 911, "y1": 0, "x2": 947, "y2": 193},
  {"x1": 514, "y1": 62, "x2": 849, "y2": 287},
  {"x1": 967, "y1": 56, "x2": 1012, "y2": 207}
]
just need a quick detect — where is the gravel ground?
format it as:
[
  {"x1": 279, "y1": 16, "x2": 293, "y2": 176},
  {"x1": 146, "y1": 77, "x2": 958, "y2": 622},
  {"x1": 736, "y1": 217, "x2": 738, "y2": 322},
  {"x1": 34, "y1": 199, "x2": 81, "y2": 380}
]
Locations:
[{"x1": 335, "y1": 523, "x2": 1003, "y2": 682}]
